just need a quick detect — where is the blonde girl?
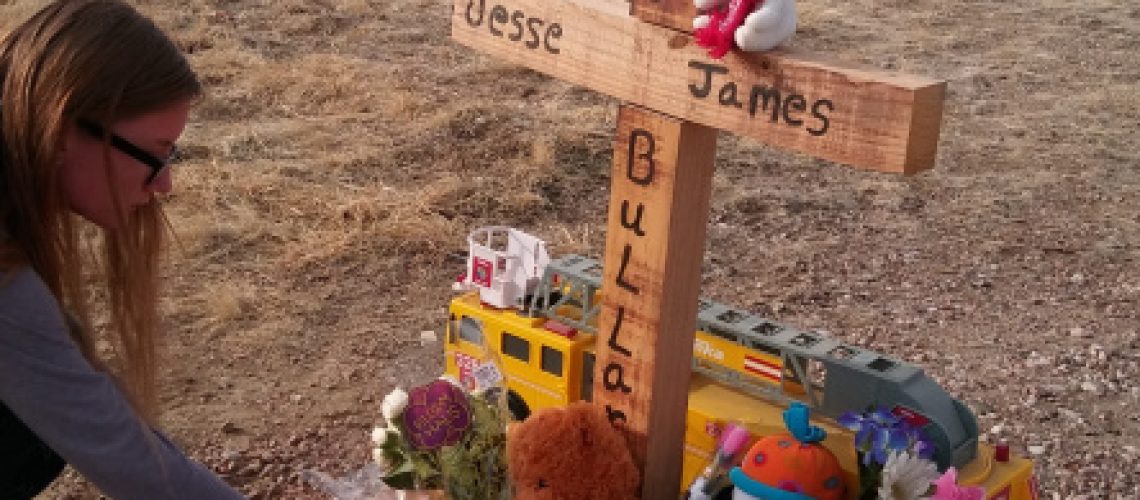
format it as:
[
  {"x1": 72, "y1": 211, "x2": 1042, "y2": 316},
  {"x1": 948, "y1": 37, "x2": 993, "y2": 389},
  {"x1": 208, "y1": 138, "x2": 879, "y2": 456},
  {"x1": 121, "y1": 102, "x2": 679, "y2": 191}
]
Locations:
[{"x1": 1, "y1": 1, "x2": 245, "y2": 498}]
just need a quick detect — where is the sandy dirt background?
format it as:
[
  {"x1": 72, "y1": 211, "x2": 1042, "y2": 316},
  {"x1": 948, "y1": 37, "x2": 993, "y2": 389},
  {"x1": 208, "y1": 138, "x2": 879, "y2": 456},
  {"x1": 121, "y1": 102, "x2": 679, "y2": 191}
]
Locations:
[{"x1": 1, "y1": 0, "x2": 1136, "y2": 498}]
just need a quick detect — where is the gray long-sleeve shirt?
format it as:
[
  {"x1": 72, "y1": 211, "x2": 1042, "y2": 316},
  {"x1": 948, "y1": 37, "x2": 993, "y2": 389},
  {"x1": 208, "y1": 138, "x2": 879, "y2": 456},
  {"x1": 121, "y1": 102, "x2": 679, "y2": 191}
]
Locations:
[{"x1": 0, "y1": 267, "x2": 245, "y2": 499}]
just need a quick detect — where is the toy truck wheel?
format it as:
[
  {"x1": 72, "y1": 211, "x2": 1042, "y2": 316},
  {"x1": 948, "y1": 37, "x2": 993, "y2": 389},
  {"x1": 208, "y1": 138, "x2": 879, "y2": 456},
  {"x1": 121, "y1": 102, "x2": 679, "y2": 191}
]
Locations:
[{"x1": 507, "y1": 390, "x2": 530, "y2": 421}]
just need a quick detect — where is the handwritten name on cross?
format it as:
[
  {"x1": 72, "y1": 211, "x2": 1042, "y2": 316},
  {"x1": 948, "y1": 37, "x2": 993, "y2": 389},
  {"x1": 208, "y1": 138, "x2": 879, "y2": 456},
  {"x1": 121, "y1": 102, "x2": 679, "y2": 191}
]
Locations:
[{"x1": 452, "y1": 0, "x2": 946, "y2": 497}]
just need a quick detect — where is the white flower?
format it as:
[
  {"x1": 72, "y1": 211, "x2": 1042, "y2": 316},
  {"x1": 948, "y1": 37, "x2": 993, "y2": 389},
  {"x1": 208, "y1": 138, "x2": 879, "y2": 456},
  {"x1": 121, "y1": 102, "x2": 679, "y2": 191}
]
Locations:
[
  {"x1": 370, "y1": 426, "x2": 389, "y2": 446},
  {"x1": 878, "y1": 451, "x2": 939, "y2": 500},
  {"x1": 381, "y1": 388, "x2": 409, "y2": 424}
]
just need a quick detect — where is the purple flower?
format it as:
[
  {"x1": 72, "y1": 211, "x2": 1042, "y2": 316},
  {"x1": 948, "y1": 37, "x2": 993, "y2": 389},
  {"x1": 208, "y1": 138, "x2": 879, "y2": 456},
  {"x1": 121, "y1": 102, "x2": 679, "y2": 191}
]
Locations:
[{"x1": 912, "y1": 434, "x2": 936, "y2": 460}]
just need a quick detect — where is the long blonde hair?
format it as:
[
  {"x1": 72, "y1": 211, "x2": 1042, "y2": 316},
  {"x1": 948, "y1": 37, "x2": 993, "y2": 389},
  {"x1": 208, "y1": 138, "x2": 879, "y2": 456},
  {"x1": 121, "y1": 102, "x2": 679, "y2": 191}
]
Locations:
[{"x1": 0, "y1": 0, "x2": 201, "y2": 422}]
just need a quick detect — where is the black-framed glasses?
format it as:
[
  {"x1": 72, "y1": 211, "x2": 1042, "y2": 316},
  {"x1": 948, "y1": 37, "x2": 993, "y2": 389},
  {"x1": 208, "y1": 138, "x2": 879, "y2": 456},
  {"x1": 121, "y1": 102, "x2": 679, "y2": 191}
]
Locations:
[{"x1": 76, "y1": 119, "x2": 180, "y2": 184}]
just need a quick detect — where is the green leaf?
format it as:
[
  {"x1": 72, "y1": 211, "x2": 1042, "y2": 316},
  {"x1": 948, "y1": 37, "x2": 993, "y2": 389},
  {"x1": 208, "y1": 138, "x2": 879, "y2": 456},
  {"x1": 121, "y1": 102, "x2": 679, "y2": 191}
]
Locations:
[{"x1": 382, "y1": 460, "x2": 418, "y2": 490}]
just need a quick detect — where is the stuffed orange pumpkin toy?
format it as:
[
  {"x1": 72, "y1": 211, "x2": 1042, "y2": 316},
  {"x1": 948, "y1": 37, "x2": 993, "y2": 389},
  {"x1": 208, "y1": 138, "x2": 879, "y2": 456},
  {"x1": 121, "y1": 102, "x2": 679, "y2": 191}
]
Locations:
[
  {"x1": 507, "y1": 402, "x2": 640, "y2": 500},
  {"x1": 729, "y1": 402, "x2": 845, "y2": 500}
]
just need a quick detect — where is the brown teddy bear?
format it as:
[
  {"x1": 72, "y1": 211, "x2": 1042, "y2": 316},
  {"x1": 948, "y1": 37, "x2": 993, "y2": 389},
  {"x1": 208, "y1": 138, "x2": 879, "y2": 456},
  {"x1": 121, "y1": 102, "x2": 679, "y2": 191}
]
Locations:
[{"x1": 507, "y1": 402, "x2": 640, "y2": 500}]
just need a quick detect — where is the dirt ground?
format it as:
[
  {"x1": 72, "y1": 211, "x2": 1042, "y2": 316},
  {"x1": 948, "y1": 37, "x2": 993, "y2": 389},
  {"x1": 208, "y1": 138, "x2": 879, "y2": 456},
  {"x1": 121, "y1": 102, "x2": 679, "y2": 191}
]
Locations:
[{"x1": 1, "y1": 0, "x2": 1136, "y2": 498}]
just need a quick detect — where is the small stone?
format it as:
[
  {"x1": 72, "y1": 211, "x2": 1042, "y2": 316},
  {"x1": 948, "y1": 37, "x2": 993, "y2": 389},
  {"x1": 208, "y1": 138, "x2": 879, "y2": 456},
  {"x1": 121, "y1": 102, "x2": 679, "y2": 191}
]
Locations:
[
  {"x1": 1070, "y1": 327, "x2": 1091, "y2": 338},
  {"x1": 420, "y1": 330, "x2": 438, "y2": 344},
  {"x1": 1028, "y1": 445, "x2": 1046, "y2": 456},
  {"x1": 290, "y1": 394, "x2": 302, "y2": 403},
  {"x1": 1081, "y1": 381, "x2": 1104, "y2": 395},
  {"x1": 975, "y1": 401, "x2": 995, "y2": 415},
  {"x1": 1059, "y1": 408, "x2": 1082, "y2": 420},
  {"x1": 990, "y1": 424, "x2": 1004, "y2": 435},
  {"x1": 221, "y1": 421, "x2": 240, "y2": 434}
]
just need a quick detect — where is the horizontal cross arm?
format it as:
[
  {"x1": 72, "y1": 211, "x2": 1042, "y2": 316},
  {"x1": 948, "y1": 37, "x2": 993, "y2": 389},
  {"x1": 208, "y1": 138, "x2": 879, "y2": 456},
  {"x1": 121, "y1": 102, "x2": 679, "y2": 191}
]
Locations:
[{"x1": 452, "y1": 0, "x2": 946, "y2": 174}]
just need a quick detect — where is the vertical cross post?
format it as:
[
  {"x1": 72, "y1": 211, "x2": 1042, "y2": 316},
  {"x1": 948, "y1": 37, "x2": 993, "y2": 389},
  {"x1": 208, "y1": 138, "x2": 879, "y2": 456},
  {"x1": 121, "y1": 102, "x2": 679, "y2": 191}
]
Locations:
[
  {"x1": 594, "y1": 5, "x2": 724, "y2": 497},
  {"x1": 594, "y1": 105, "x2": 716, "y2": 498}
]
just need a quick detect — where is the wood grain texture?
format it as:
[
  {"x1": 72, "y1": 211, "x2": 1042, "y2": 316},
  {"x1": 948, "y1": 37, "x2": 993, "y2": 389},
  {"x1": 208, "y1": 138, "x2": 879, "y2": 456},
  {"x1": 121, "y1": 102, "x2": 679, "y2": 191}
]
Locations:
[
  {"x1": 631, "y1": 0, "x2": 696, "y2": 31},
  {"x1": 452, "y1": 0, "x2": 946, "y2": 174},
  {"x1": 593, "y1": 105, "x2": 716, "y2": 499}
]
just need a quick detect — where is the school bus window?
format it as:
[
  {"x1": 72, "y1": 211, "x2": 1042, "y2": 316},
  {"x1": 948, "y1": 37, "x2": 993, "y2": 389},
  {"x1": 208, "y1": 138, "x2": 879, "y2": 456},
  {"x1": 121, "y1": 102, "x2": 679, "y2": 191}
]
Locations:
[
  {"x1": 541, "y1": 346, "x2": 563, "y2": 376},
  {"x1": 448, "y1": 314, "x2": 458, "y2": 343},
  {"x1": 502, "y1": 332, "x2": 530, "y2": 362},
  {"x1": 459, "y1": 316, "x2": 483, "y2": 344}
]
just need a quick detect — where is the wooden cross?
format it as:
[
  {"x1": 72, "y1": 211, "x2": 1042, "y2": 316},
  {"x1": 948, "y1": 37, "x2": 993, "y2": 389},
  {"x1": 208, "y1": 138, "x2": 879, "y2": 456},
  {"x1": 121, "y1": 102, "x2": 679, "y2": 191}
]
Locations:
[{"x1": 452, "y1": 0, "x2": 946, "y2": 497}]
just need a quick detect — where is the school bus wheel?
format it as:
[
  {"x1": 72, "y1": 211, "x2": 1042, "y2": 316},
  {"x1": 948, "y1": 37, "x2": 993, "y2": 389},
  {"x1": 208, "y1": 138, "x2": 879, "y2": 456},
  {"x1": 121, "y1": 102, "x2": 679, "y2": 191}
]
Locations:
[{"x1": 507, "y1": 390, "x2": 531, "y2": 421}]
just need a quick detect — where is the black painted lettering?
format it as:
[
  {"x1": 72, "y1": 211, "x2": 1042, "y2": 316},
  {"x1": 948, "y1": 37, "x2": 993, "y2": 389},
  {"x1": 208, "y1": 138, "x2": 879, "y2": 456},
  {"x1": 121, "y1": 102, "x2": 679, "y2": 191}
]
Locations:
[
  {"x1": 719, "y1": 81, "x2": 743, "y2": 108},
  {"x1": 749, "y1": 85, "x2": 782, "y2": 123},
  {"x1": 605, "y1": 405, "x2": 628, "y2": 425},
  {"x1": 620, "y1": 201, "x2": 646, "y2": 237},
  {"x1": 688, "y1": 61, "x2": 728, "y2": 98},
  {"x1": 603, "y1": 363, "x2": 633, "y2": 393},
  {"x1": 465, "y1": 0, "x2": 486, "y2": 27},
  {"x1": 544, "y1": 24, "x2": 563, "y2": 54},
  {"x1": 525, "y1": 18, "x2": 544, "y2": 49},
  {"x1": 508, "y1": 11, "x2": 525, "y2": 41},
  {"x1": 607, "y1": 306, "x2": 633, "y2": 357},
  {"x1": 783, "y1": 94, "x2": 807, "y2": 127},
  {"x1": 808, "y1": 99, "x2": 834, "y2": 136},
  {"x1": 615, "y1": 244, "x2": 640, "y2": 295},
  {"x1": 627, "y1": 129, "x2": 656, "y2": 186},
  {"x1": 488, "y1": 6, "x2": 508, "y2": 37}
]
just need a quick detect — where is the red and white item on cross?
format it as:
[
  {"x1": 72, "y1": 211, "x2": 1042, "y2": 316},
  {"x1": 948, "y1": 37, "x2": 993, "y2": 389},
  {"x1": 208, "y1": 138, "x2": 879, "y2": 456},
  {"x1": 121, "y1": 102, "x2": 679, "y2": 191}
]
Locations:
[
  {"x1": 694, "y1": 0, "x2": 760, "y2": 59},
  {"x1": 693, "y1": 0, "x2": 798, "y2": 59}
]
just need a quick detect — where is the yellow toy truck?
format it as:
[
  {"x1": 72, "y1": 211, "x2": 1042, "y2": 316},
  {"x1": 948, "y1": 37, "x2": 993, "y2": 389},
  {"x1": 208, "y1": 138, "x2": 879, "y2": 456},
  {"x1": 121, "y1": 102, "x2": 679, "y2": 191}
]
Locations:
[{"x1": 443, "y1": 227, "x2": 1038, "y2": 499}]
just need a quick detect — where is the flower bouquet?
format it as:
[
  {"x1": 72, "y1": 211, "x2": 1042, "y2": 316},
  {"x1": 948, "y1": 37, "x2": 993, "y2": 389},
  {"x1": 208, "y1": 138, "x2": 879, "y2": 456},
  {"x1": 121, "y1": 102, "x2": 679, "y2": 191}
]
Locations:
[
  {"x1": 837, "y1": 407, "x2": 940, "y2": 500},
  {"x1": 836, "y1": 407, "x2": 996, "y2": 500},
  {"x1": 371, "y1": 375, "x2": 511, "y2": 500}
]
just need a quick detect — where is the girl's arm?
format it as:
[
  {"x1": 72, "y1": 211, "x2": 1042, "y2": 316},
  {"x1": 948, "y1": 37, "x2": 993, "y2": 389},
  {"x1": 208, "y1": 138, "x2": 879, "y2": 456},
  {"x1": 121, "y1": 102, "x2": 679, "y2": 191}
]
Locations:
[{"x1": 0, "y1": 269, "x2": 245, "y2": 500}]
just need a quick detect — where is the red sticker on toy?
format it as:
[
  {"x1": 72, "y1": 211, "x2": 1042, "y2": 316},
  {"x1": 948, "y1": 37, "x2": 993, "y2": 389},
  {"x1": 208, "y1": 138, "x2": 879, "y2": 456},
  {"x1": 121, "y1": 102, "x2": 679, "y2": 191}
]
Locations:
[
  {"x1": 891, "y1": 405, "x2": 931, "y2": 428},
  {"x1": 471, "y1": 256, "x2": 493, "y2": 288},
  {"x1": 454, "y1": 352, "x2": 479, "y2": 390},
  {"x1": 403, "y1": 380, "x2": 472, "y2": 450}
]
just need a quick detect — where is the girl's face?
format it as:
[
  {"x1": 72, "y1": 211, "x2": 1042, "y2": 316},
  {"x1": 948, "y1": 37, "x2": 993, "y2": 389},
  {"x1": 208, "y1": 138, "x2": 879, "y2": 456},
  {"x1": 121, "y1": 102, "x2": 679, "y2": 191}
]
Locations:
[{"x1": 59, "y1": 99, "x2": 192, "y2": 230}]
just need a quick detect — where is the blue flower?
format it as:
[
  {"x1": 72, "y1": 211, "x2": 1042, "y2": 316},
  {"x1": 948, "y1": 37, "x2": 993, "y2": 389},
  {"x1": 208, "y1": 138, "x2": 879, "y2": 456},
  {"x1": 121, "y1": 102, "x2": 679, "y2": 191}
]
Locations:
[
  {"x1": 868, "y1": 407, "x2": 897, "y2": 426},
  {"x1": 839, "y1": 407, "x2": 937, "y2": 467}
]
